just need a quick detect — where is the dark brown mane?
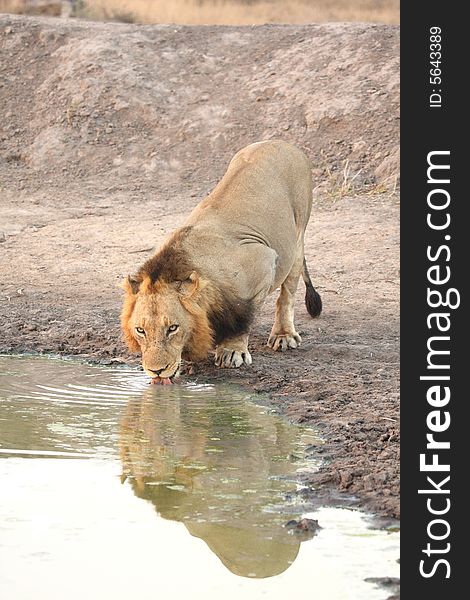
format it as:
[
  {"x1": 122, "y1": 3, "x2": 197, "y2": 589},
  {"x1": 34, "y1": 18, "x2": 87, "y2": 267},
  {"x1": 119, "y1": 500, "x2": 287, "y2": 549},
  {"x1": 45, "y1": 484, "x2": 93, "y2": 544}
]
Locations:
[
  {"x1": 140, "y1": 226, "x2": 195, "y2": 283},
  {"x1": 207, "y1": 289, "x2": 254, "y2": 345}
]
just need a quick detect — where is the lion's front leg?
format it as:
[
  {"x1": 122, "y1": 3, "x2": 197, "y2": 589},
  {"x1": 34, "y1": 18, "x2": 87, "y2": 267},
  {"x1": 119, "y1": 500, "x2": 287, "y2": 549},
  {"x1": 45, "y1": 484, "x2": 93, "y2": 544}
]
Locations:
[{"x1": 215, "y1": 333, "x2": 252, "y2": 368}]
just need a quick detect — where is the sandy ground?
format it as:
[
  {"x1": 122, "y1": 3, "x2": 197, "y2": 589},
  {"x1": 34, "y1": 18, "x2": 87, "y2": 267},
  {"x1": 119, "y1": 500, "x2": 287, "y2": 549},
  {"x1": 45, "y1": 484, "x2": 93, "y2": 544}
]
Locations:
[{"x1": 0, "y1": 15, "x2": 400, "y2": 519}]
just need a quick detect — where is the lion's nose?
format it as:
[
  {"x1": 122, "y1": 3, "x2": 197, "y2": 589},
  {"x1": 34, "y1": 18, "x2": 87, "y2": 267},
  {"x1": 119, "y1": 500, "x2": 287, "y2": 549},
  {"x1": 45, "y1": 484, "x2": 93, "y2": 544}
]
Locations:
[{"x1": 148, "y1": 364, "x2": 169, "y2": 376}]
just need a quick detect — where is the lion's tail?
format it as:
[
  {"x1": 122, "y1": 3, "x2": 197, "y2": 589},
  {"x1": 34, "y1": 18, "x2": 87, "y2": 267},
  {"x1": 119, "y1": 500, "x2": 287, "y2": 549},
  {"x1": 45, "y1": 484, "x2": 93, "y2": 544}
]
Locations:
[{"x1": 302, "y1": 258, "x2": 322, "y2": 318}]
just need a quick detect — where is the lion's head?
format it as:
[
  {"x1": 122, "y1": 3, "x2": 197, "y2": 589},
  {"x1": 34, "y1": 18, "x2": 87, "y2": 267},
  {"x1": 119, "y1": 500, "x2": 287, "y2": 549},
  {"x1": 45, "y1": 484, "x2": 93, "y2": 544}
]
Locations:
[{"x1": 121, "y1": 271, "x2": 213, "y2": 380}]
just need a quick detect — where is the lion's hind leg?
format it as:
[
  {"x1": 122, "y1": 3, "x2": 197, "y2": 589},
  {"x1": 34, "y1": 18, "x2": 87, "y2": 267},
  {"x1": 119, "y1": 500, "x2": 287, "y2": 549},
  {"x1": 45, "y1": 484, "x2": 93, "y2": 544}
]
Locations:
[
  {"x1": 268, "y1": 256, "x2": 303, "y2": 352},
  {"x1": 215, "y1": 333, "x2": 252, "y2": 368}
]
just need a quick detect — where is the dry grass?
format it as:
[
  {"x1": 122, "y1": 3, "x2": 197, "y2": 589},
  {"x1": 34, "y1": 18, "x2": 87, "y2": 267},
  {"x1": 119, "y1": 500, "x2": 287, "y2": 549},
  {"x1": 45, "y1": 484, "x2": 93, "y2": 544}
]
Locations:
[
  {"x1": 315, "y1": 150, "x2": 399, "y2": 201},
  {"x1": 0, "y1": 0, "x2": 62, "y2": 15},
  {"x1": 0, "y1": 0, "x2": 62, "y2": 17},
  {"x1": 1, "y1": 0, "x2": 399, "y2": 25},
  {"x1": 0, "y1": 0, "x2": 21, "y2": 12}
]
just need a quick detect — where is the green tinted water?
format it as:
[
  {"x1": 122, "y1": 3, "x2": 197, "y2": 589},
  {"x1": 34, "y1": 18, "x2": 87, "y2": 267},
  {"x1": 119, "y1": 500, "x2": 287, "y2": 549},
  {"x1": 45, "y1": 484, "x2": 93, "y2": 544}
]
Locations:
[{"x1": 0, "y1": 355, "x2": 399, "y2": 599}]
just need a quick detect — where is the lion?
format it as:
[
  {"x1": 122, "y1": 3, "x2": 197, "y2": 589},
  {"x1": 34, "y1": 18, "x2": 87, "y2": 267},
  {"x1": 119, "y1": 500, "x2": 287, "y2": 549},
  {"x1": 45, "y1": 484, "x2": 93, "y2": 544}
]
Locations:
[{"x1": 121, "y1": 140, "x2": 322, "y2": 381}]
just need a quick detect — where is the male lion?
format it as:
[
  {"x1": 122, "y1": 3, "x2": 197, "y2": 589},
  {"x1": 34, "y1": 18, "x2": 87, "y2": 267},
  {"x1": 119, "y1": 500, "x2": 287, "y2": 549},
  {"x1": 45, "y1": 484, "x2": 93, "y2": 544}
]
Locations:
[{"x1": 121, "y1": 140, "x2": 322, "y2": 382}]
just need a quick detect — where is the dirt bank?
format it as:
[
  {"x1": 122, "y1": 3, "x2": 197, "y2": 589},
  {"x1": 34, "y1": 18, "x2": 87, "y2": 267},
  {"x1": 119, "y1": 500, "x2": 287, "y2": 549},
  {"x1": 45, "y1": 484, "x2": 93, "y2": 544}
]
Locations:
[{"x1": 0, "y1": 15, "x2": 400, "y2": 519}]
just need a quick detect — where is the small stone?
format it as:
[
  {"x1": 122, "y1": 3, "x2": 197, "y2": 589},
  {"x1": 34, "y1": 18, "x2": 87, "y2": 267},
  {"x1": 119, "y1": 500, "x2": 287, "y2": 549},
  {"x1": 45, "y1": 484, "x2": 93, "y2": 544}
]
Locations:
[
  {"x1": 99, "y1": 358, "x2": 113, "y2": 366},
  {"x1": 285, "y1": 518, "x2": 321, "y2": 537}
]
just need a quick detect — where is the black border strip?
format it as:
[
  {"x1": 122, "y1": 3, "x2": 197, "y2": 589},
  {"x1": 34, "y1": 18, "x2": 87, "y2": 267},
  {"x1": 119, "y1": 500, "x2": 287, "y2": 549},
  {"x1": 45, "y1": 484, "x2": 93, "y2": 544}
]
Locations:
[{"x1": 401, "y1": 2, "x2": 464, "y2": 596}]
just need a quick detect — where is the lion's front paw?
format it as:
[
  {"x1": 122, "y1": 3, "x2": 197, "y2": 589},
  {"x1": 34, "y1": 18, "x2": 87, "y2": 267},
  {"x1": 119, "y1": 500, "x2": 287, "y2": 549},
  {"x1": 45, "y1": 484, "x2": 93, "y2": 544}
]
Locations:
[
  {"x1": 267, "y1": 332, "x2": 302, "y2": 351},
  {"x1": 215, "y1": 347, "x2": 253, "y2": 368}
]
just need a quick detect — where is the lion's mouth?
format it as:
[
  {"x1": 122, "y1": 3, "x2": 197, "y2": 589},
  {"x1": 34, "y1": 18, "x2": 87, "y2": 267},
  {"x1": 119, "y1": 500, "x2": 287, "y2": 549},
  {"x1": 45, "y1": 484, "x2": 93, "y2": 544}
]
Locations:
[
  {"x1": 151, "y1": 376, "x2": 173, "y2": 385},
  {"x1": 151, "y1": 375, "x2": 176, "y2": 386},
  {"x1": 150, "y1": 366, "x2": 179, "y2": 385}
]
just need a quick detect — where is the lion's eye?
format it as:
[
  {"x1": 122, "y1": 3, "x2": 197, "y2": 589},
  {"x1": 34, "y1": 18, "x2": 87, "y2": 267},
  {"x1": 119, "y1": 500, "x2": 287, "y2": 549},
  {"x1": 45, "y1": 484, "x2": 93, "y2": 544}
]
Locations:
[
  {"x1": 135, "y1": 327, "x2": 145, "y2": 336},
  {"x1": 168, "y1": 324, "x2": 179, "y2": 334}
]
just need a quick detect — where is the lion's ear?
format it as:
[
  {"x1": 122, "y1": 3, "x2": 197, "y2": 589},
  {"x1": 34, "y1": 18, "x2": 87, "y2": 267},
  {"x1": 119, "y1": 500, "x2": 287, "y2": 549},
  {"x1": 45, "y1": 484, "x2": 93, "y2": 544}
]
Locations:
[
  {"x1": 176, "y1": 271, "x2": 200, "y2": 297},
  {"x1": 123, "y1": 274, "x2": 142, "y2": 295}
]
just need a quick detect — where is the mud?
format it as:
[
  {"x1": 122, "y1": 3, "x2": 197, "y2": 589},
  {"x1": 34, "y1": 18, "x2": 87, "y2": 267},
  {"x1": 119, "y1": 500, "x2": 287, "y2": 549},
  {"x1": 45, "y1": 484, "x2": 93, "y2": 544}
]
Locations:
[{"x1": 0, "y1": 15, "x2": 399, "y2": 519}]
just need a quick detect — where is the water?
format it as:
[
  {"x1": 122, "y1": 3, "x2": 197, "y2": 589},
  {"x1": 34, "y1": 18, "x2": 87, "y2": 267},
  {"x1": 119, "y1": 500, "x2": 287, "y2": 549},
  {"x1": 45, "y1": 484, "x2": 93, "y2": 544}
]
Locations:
[{"x1": 0, "y1": 355, "x2": 399, "y2": 599}]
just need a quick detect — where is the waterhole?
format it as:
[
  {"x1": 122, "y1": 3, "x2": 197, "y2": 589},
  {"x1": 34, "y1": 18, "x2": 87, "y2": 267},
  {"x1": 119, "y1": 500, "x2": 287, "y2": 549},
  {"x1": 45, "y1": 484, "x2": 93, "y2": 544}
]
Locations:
[{"x1": 0, "y1": 355, "x2": 399, "y2": 599}]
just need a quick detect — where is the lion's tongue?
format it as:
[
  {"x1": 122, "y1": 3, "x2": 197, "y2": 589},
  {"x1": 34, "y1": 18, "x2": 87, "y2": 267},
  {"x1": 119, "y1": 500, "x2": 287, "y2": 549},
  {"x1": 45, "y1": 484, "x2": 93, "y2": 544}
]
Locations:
[{"x1": 151, "y1": 377, "x2": 173, "y2": 385}]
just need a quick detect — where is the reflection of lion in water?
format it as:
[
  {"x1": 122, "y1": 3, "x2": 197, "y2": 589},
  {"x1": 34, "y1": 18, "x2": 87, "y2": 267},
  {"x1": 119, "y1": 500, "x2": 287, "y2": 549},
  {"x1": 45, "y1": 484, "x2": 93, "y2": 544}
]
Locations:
[
  {"x1": 121, "y1": 140, "x2": 322, "y2": 380},
  {"x1": 120, "y1": 386, "x2": 318, "y2": 578}
]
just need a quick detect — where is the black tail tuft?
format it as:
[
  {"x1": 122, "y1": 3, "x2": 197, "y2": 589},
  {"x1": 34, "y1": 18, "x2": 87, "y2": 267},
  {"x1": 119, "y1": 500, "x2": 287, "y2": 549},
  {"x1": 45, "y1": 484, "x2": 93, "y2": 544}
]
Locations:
[
  {"x1": 305, "y1": 280, "x2": 322, "y2": 318},
  {"x1": 302, "y1": 258, "x2": 322, "y2": 318}
]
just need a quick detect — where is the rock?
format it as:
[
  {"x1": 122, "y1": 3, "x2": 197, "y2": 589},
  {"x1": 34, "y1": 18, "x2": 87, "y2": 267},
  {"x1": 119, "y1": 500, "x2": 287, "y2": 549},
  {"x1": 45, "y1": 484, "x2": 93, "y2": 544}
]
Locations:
[
  {"x1": 285, "y1": 518, "x2": 322, "y2": 539},
  {"x1": 375, "y1": 146, "x2": 400, "y2": 187}
]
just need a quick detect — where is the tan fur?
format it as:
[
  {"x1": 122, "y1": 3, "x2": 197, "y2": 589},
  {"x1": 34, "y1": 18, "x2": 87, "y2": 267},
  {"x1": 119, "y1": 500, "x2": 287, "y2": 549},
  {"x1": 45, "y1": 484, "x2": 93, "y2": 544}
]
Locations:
[
  {"x1": 121, "y1": 140, "x2": 321, "y2": 375},
  {"x1": 121, "y1": 279, "x2": 140, "y2": 353}
]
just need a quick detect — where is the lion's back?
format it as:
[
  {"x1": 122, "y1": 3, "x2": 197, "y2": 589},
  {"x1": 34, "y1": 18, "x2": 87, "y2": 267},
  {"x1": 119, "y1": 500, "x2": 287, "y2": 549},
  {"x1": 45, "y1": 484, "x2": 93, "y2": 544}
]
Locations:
[{"x1": 188, "y1": 140, "x2": 313, "y2": 234}]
